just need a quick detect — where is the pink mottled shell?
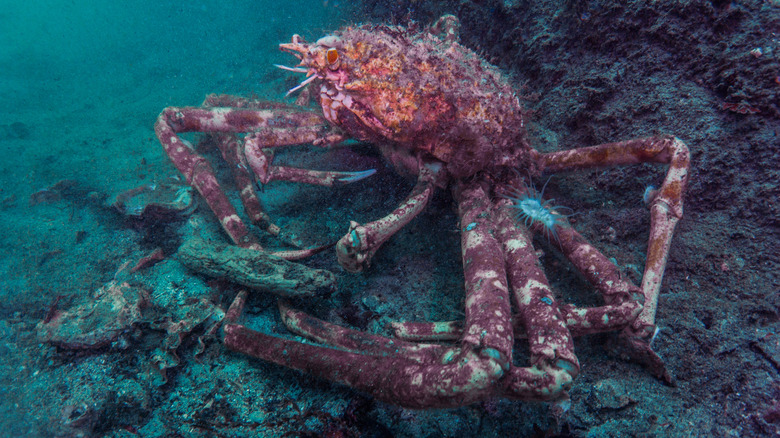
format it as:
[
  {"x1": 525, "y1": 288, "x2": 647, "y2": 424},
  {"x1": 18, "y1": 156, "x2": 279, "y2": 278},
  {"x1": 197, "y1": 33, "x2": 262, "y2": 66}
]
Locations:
[{"x1": 323, "y1": 22, "x2": 532, "y2": 178}]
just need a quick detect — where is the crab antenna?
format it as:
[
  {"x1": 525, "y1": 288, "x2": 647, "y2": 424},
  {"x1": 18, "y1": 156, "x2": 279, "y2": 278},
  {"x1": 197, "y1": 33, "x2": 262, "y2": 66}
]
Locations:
[{"x1": 274, "y1": 64, "x2": 309, "y2": 73}]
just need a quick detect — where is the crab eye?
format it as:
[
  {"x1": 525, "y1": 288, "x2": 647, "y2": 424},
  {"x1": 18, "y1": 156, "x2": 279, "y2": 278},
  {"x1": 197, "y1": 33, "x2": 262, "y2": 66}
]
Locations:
[{"x1": 326, "y1": 48, "x2": 339, "y2": 68}]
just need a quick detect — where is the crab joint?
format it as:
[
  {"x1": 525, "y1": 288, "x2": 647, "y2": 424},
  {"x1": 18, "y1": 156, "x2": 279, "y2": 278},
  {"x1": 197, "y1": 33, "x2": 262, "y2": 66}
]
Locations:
[{"x1": 350, "y1": 229, "x2": 361, "y2": 248}]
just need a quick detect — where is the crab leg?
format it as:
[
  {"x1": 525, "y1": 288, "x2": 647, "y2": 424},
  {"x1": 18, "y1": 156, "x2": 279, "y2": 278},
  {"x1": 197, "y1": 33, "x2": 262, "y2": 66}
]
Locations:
[
  {"x1": 156, "y1": 105, "x2": 369, "y2": 253},
  {"x1": 452, "y1": 181, "x2": 515, "y2": 365},
  {"x1": 547, "y1": 219, "x2": 645, "y2": 329},
  {"x1": 335, "y1": 162, "x2": 446, "y2": 272},
  {"x1": 206, "y1": 133, "x2": 280, "y2": 235},
  {"x1": 392, "y1": 196, "x2": 642, "y2": 344},
  {"x1": 202, "y1": 93, "x2": 307, "y2": 110},
  {"x1": 489, "y1": 201, "x2": 579, "y2": 399},
  {"x1": 391, "y1": 196, "x2": 641, "y2": 345},
  {"x1": 457, "y1": 181, "x2": 575, "y2": 400},
  {"x1": 200, "y1": 95, "x2": 346, "y2": 235},
  {"x1": 539, "y1": 135, "x2": 689, "y2": 379},
  {"x1": 391, "y1": 320, "x2": 463, "y2": 341},
  {"x1": 224, "y1": 323, "x2": 504, "y2": 408},
  {"x1": 278, "y1": 301, "x2": 450, "y2": 362},
  {"x1": 156, "y1": 107, "x2": 272, "y2": 249},
  {"x1": 391, "y1": 297, "x2": 642, "y2": 342},
  {"x1": 224, "y1": 180, "x2": 515, "y2": 408},
  {"x1": 243, "y1": 133, "x2": 375, "y2": 186},
  {"x1": 539, "y1": 136, "x2": 689, "y2": 332},
  {"x1": 225, "y1": 180, "x2": 588, "y2": 406}
]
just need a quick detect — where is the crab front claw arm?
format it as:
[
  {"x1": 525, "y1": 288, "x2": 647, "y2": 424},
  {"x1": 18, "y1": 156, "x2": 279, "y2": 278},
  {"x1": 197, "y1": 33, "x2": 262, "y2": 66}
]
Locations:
[{"x1": 336, "y1": 162, "x2": 446, "y2": 272}]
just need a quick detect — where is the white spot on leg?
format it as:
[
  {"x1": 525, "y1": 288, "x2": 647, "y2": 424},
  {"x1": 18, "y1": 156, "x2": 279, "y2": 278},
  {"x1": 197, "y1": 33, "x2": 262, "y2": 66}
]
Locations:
[
  {"x1": 464, "y1": 232, "x2": 485, "y2": 249},
  {"x1": 491, "y1": 280, "x2": 508, "y2": 291},
  {"x1": 476, "y1": 269, "x2": 498, "y2": 280},
  {"x1": 504, "y1": 238, "x2": 528, "y2": 251},
  {"x1": 517, "y1": 279, "x2": 551, "y2": 305},
  {"x1": 221, "y1": 214, "x2": 242, "y2": 227},
  {"x1": 210, "y1": 108, "x2": 230, "y2": 129}
]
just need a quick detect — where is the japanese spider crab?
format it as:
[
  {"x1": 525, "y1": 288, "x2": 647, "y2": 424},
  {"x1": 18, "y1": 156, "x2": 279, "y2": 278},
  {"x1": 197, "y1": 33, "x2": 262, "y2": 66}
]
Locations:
[{"x1": 155, "y1": 15, "x2": 689, "y2": 408}]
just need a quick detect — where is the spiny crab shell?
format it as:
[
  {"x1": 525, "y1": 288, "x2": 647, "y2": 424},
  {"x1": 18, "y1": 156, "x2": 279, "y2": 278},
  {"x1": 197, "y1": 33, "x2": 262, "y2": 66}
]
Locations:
[{"x1": 281, "y1": 19, "x2": 534, "y2": 179}]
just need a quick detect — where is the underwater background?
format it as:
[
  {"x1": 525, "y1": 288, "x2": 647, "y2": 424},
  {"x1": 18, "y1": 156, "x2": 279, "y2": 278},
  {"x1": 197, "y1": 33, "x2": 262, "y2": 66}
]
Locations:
[{"x1": 1, "y1": 0, "x2": 778, "y2": 436}]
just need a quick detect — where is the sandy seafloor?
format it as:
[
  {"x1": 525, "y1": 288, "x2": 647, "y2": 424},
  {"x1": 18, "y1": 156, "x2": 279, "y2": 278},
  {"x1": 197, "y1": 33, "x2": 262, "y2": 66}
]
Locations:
[{"x1": 1, "y1": 0, "x2": 779, "y2": 437}]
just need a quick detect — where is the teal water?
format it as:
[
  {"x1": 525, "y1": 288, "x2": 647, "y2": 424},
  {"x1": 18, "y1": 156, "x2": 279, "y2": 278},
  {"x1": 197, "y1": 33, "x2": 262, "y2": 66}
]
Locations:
[{"x1": 1, "y1": 0, "x2": 343, "y2": 188}]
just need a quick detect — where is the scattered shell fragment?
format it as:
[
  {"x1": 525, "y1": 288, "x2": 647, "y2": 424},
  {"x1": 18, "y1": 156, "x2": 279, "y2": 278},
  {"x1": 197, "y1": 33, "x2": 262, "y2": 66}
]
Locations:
[
  {"x1": 36, "y1": 281, "x2": 147, "y2": 350},
  {"x1": 113, "y1": 182, "x2": 196, "y2": 220},
  {"x1": 178, "y1": 237, "x2": 336, "y2": 298}
]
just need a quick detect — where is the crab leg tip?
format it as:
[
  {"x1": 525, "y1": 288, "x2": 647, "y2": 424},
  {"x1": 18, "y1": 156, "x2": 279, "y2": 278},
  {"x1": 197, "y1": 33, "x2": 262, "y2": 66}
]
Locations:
[{"x1": 337, "y1": 169, "x2": 377, "y2": 183}]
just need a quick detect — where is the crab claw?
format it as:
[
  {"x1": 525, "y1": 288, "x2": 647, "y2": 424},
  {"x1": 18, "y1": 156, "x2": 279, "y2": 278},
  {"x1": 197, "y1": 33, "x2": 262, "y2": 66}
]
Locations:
[
  {"x1": 336, "y1": 221, "x2": 373, "y2": 272},
  {"x1": 336, "y1": 163, "x2": 443, "y2": 272}
]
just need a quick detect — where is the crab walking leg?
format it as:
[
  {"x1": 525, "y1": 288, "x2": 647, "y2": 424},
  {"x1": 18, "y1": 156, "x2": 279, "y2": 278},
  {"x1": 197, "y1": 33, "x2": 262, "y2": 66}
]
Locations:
[
  {"x1": 539, "y1": 135, "x2": 690, "y2": 337},
  {"x1": 392, "y1": 195, "x2": 642, "y2": 343},
  {"x1": 391, "y1": 320, "x2": 463, "y2": 341},
  {"x1": 203, "y1": 93, "x2": 308, "y2": 111},
  {"x1": 244, "y1": 133, "x2": 375, "y2": 187},
  {"x1": 550, "y1": 221, "x2": 642, "y2": 302},
  {"x1": 452, "y1": 180, "x2": 515, "y2": 365},
  {"x1": 336, "y1": 162, "x2": 446, "y2": 272},
  {"x1": 209, "y1": 133, "x2": 281, "y2": 235},
  {"x1": 156, "y1": 106, "x2": 360, "y2": 250},
  {"x1": 201, "y1": 94, "x2": 351, "y2": 233},
  {"x1": 224, "y1": 179, "x2": 517, "y2": 408},
  {"x1": 224, "y1": 322, "x2": 503, "y2": 408},
  {"x1": 201, "y1": 94, "x2": 348, "y2": 145},
  {"x1": 392, "y1": 299, "x2": 642, "y2": 341},
  {"x1": 278, "y1": 301, "x2": 451, "y2": 362},
  {"x1": 491, "y1": 201, "x2": 579, "y2": 399},
  {"x1": 156, "y1": 107, "x2": 272, "y2": 248},
  {"x1": 543, "y1": 221, "x2": 644, "y2": 332},
  {"x1": 224, "y1": 290, "x2": 248, "y2": 325}
]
